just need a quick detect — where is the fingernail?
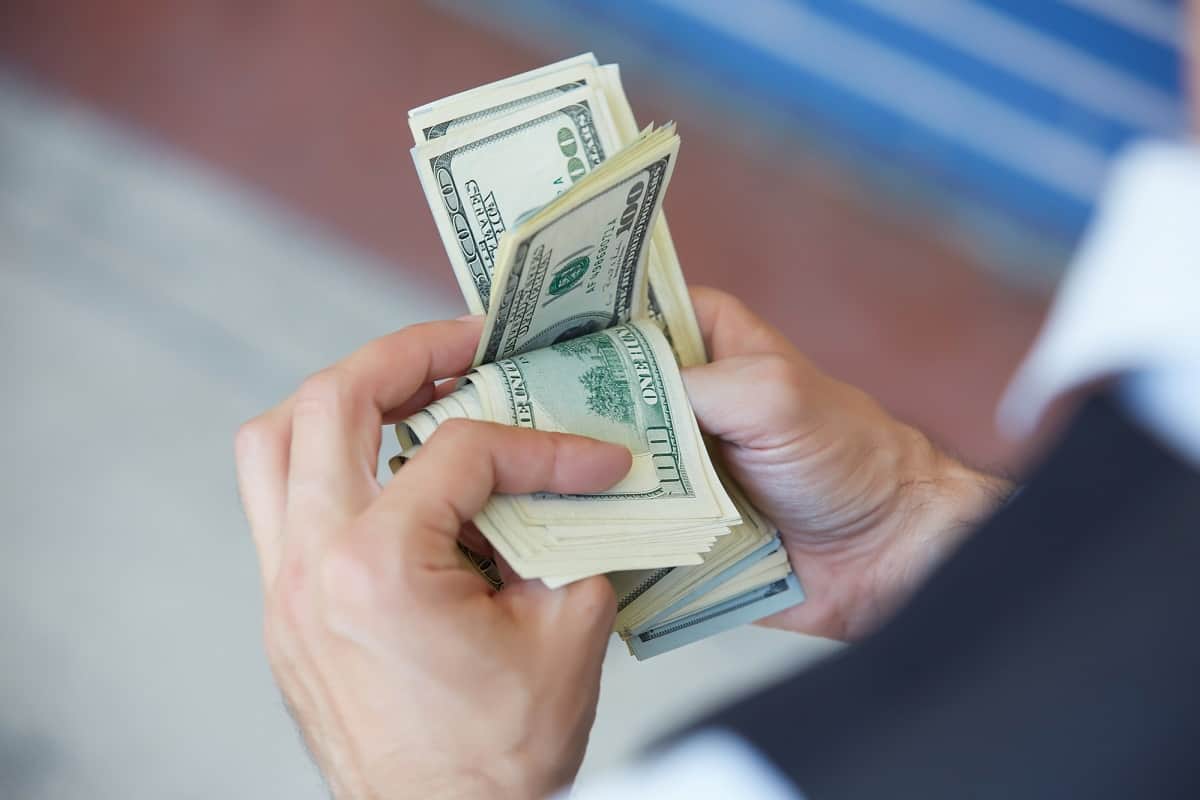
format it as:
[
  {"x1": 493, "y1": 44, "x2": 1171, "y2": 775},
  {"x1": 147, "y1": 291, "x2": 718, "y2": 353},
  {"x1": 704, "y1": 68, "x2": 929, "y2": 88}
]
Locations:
[{"x1": 456, "y1": 313, "x2": 484, "y2": 322}]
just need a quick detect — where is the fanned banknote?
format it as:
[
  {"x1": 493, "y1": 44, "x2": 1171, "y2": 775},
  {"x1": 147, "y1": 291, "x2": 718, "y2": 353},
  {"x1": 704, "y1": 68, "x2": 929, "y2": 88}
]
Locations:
[{"x1": 402, "y1": 53, "x2": 804, "y2": 658}]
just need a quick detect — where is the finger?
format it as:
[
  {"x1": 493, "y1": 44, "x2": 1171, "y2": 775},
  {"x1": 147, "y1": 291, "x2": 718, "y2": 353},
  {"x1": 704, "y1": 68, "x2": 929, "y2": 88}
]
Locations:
[
  {"x1": 457, "y1": 521, "x2": 493, "y2": 560},
  {"x1": 234, "y1": 398, "x2": 294, "y2": 585},
  {"x1": 501, "y1": 575, "x2": 616, "y2": 664},
  {"x1": 286, "y1": 317, "x2": 484, "y2": 540},
  {"x1": 681, "y1": 356, "x2": 769, "y2": 442},
  {"x1": 683, "y1": 353, "x2": 813, "y2": 448},
  {"x1": 380, "y1": 382, "x2": 436, "y2": 424},
  {"x1": 497, "y1": 570, "x2": 569, "y2": 614},
  {"x1": 369, "y1": 420, "x2": 632, "y2": 568},
  {"x1": 564, "y1": 576, "x2": 618, "y2": 652},
  {"x1": 381, "y1": 378, "x2": 465, "y2": 426},
  {"x1": 498, "y1": 569, "x2": 615, "y2": 638},
  {"x1": 690, "y1": 286, "x2": 795, "y2": 361},
  {"x1": 432, "y1": 377, "x2": 463, "y2": 401}
]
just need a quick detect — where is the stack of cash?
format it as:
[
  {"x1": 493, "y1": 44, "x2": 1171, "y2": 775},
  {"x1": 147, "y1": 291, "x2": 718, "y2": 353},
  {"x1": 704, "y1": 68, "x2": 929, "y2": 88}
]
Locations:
[{"x1": 398, "y1": 53, "x2": 804, "y2": 658}]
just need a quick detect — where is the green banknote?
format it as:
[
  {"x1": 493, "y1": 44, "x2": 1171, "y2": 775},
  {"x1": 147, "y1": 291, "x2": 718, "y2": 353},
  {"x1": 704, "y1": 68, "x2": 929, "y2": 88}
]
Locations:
[{"x1": 402, "y1": 54, "x2": 806, "y2": 657}]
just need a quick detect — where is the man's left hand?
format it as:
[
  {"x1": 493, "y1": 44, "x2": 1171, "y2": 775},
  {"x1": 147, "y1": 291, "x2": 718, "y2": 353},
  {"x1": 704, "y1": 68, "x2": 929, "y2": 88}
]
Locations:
[{"x1": 234, "y1": 316, "x2": 630, "y2": 800}]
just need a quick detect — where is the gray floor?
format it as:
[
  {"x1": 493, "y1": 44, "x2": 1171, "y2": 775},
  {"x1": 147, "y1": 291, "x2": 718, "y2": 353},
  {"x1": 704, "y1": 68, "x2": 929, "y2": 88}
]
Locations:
[{"x1": 0, "y1": 75, "x2": 833, "y2": 798}]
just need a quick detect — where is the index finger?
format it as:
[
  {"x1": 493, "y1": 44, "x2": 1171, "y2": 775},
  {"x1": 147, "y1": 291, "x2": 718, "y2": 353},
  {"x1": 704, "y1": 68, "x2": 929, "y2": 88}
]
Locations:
[
  {"x1": 367, "y1": 420, "x2": 632, "y2": 571},
  {"x1": 284, "y1": 316, "x2": 484, "y2": 542}
]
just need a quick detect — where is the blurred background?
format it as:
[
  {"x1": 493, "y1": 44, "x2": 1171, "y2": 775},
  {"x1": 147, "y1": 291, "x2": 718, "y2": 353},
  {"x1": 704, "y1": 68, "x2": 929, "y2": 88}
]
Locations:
[{"x1": 0, "y1": 1, "x2": 1188, "y2": 797}]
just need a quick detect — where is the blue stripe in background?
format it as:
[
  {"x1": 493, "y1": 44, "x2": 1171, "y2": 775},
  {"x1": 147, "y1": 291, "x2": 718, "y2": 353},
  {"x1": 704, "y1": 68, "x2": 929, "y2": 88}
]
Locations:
[
  {"x1": 973, "y1": 0, "x2": 1183, "y2": 92},
  {"x1": 803, "y1": 0, "x2": 1160, "y2": 147},
  {"x1": 538, "y1": 0, "x2": 1187, "y2": 258}
]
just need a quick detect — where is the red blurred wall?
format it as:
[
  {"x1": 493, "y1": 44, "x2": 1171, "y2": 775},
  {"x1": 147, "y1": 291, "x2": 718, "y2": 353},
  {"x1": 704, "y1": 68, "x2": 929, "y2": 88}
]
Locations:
[{"x1": 0, "y1": 1, "x2": 1049, "y2": 468}]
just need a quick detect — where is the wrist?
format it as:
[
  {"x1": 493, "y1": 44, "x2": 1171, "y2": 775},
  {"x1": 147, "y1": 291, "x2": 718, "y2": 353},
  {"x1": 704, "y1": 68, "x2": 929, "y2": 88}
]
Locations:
[
  {"x1": 385, "y1": 775, "x2": 508, "y2": 800},
  {"x1": 857, "y1": 435, "x2": 1011, "y2": 634},
  {"x1": 357, "y1": 755, "x2": 556, "y2": 800},
  {"x1": 350, "y1": 770, "x2": 505, "y2": 800}
]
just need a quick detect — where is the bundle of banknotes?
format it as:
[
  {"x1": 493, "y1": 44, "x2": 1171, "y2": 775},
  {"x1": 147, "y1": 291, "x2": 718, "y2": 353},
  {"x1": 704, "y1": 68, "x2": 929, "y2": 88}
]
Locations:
[{"x1": 395, "y1": 53, "x2": 804, "y2": 659}]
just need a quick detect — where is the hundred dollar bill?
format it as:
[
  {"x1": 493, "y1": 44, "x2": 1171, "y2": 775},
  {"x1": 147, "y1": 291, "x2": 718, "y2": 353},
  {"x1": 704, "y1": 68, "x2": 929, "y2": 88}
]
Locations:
[
  {"x1": 473, "y1": 319, "x2": 731, "y2": 523},
  {"x1": 411, "y1": 57, "x2": 603, "y2": 142},
  {"x1": 404, "y1": 54, "x2": 806, "y2": 656},
  {"x1": 611, "y1": 481, "x2": 779, "y2": 634},
  {"x1": 627, "y1": 574, "x2": 805, "y2": 660},
  {"x1": 475, "y1": 125, "x2": 677, "y2": 365},
  {"x1": 396, "y1": 321, "x2": 738, "y2": 581},
  {"x1": 409, "y1": 52, "x2": 600, "y2": 139},
  {"x1": 633, "y1": 546, "x2": 793, "y2": 632},
  {"x1": 412, "y1": 87, "x2": 621, "y2": 313},
  {"x1": 410, "y1": 56, "x2": 708, "y2": 368}
]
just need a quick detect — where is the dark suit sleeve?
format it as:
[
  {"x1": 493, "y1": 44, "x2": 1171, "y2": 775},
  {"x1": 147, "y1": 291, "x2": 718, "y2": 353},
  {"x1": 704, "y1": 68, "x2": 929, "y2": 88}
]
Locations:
[{"x1": 696, "y1": 395, "x2": 1200, "y2": 799}]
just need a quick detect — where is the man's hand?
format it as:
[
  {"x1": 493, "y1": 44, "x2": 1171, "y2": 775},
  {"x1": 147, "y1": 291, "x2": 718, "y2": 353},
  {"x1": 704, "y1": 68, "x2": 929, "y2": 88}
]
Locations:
[
  {"x1": 234, "y1": 317, "x2": 631, "y2": 800},
  {"x1": 684, "y1": 288, "x2": 1011, "y2": 641}
]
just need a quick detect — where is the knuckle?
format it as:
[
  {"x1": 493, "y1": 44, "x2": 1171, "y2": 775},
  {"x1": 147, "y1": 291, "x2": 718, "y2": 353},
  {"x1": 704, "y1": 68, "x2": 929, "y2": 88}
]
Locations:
[
  {"x1": 355, "y1": 334, "x2": 401, "y2": 374},
  {"x1": 234, "y1": 416, "x2": 272, "y2": 463},
  {"x1": 569, "y1": 577, "x2": 617, "y2": 626},
  {"x1": 321, "y1": 536, "x2": 371, "y2": 594},
  {"x1": 319, "y1": 532, "x2": 401, "y2": 621},
  {"x1": 429, "y1": 416, "x2": 477, "y2": 444},
  {"x1": 691, "y1": 284, "x2": 724, "y2": 304},
  {"x1": 754, "y1": 352, "x2": 803, "y2": 389},
  {"x1": 706, "y1": 285, "x2": 749, "y2": 316},
  {"x1": 265, "y1": 553, "x2": 312, "y2": 635},
  {"x1": 354, "y1": 327, "x2": 429, "y2": 381},
  {"x1": 293, "y1": 369, "x2": 349, "y2": 416}
]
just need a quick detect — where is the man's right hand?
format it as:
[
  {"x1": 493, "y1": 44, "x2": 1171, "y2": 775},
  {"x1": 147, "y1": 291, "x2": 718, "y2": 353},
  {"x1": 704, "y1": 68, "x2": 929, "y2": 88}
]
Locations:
[{"x1": 684, "y1": 287, "x2": 1011, "y2": 641}]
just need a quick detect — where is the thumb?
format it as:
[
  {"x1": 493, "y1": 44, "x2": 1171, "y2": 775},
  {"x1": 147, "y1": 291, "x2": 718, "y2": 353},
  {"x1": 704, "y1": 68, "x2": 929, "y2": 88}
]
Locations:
[{"x1": 683, "y1": 354, "x2": 802, "y2": 447}]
